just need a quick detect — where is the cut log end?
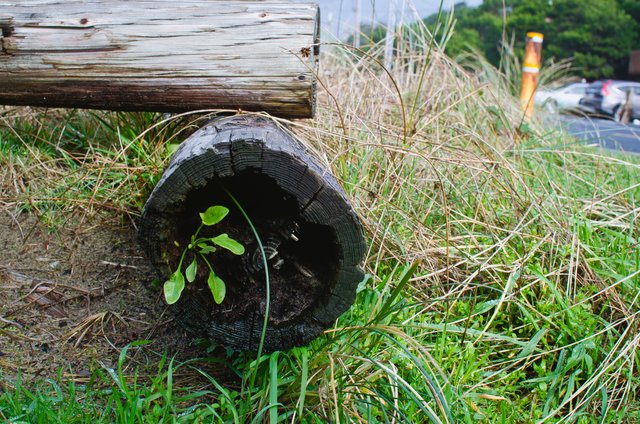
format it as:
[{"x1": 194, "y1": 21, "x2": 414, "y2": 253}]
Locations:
[{"x1": 139, "y1": 115, "x2": 366, "y2": 352}]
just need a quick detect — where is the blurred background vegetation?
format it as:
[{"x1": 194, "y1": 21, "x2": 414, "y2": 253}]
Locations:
[{"x1": 354, "y1": 0, "x2": 640, "y2": 80}]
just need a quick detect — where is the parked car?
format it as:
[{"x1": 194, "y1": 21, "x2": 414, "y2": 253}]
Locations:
[
  {"x1": 534, "y1": 82, "x2": 589, "y2": 112},
  {"x1": 579, "y1": 80, "x2": 640, "y2": 122}
]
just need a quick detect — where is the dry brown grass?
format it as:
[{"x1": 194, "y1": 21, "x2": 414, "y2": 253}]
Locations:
[{"x1": 284, "y1": 35, "x2": 640, "y2": 421}]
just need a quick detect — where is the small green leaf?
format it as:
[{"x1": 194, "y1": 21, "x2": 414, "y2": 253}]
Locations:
[
  {"x1": 166, "y1": 143, "x2": 180, "y2": 155},
  {"x1": 211, "y1": 233, "x2": 245, "y2": 255},
  {"x1": 198, "y1": 244, "x2": 216, "y2": 254},
  {"x1": 207, "y1": 271, "x2": 226, "y2": 304},
  {"x1": 185, "y1": 258, "x2": 197, "y2": 282},
  {"x1": 200, "y1": 206, "x2": 229, "y2": 226},
  {"x1": 164, "y1": 270, "x2": 185, "y2": 305}
]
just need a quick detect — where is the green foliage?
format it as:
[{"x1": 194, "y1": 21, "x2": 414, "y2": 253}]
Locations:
[
  {"x1": 163, "y1": 270, "x2": 185, "y2": 304},
  {"x1": 0, "y1": 342, "x2": 218, "y2": 423},
  {"x1": 207, "y1": 271, "x2": 226, "y2": 305},
  {"x1": 0, "y1": 110, "x2": 175, "y2": 227},
  {"x1": 199, "y1": 204, "x2": 228, "y2": 226},
  {"x1": 163, "y1": 205, "x2": 244, "y2": 305},
  {"x1": 439, "y1": 0, "x2": 638, "y2": 79}
]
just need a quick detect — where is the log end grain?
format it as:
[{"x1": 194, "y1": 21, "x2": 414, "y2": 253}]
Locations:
[{"x1": 139, "y1": 115, "x2": 366, "y2": 352}]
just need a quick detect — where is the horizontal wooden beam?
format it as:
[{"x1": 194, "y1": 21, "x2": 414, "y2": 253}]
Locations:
[{"x1": 0, "y1": 1, "x2": 319, "y2": 118}]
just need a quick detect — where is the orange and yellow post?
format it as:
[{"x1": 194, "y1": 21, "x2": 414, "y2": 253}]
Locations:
[{"x1": 519, "y1": 32, "x2": 544, "y2": 119}]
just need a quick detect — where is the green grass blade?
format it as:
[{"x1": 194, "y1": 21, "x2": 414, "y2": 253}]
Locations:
[{"x1": 269, "y1": 352, "x2": 279, "y2": 424}]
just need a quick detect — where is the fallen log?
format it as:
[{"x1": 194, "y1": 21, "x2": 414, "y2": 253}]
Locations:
[
  {"x1": 0, "y1": 1, "x2": 319, "y2": 118},
  {"x1": 139, "y1": 115, "x2": 366, "y2": 352}
]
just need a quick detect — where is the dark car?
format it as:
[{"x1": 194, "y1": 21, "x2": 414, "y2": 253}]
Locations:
[{"x1": 579, "y1": 80, "x2": 640, "y2": 122}]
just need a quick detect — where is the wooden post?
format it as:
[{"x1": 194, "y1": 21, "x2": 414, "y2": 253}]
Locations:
[
  {"x1": 139, "y1": 115, "x2": 366, "y2": 352},
  {"x1": 0, "y1": 1, "x2": 319, "y2": 118},
  {"x1": 383, "y1": 0, "x2": 397, "y2": 70},
  {"x1": 618, "y1": 90, "x2": 633, "y2": 124},
  {"x1": 519, "y1": 32, "x2": 544, "y2": 119},
  {"x1": 353, "y1": 0, "x2": 362, "y2": 48}
]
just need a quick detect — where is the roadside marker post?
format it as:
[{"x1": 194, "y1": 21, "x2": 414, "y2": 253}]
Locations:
[{"x1": 520, "y1": 32, "x2": 544, "y2": 119}]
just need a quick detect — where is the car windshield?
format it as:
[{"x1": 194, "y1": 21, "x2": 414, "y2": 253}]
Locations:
[{"x1": 566, "y1": 86, "x2": 586, "y2": 94}]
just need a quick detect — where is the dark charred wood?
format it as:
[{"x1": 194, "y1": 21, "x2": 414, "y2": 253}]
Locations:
[{"x1": 139, "y1": 115, "x2": 366, "y2": 352}]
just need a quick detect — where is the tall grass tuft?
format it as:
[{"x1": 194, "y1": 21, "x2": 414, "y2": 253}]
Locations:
[{"x1": 282, "y1": 21, "x2": 639, "y2": 423}]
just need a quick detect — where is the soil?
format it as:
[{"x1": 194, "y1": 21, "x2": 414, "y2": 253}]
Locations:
[{"x1": 0, "y1": 208, "x2": 234, "y2": 385}]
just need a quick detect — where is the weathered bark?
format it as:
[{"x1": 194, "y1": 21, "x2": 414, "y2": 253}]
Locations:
[
  {"x1": 139, "y1": 115, "x2": 366, "y2": 352},
  {"x1": 0, "y1": 1, "x2": 319, "y2": 118}
]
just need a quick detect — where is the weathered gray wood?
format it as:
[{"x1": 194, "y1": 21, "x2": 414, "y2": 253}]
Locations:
[
  {"x1": 0, "y1": 1, "x2": 319, "y2": 118},
  {"x1": 139, "y1": 115, "x2": 366, "y2": 352}
]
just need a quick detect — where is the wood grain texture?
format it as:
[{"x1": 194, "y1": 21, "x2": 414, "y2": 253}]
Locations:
[
  {"x1": 139, "y1": 115, "x2": 366, "y2": 352},
  {"x1": 0, "y1": 1, "x2": 319, "y2": 118}
]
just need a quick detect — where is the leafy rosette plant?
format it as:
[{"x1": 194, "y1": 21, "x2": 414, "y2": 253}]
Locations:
[{"x1": 164, "y1": 206, "x2": 245, "y2": 305}]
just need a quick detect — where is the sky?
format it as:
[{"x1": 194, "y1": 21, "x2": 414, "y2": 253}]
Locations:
[{"x1": 296, "y1": 0, "x2": 483, "y2": 40}]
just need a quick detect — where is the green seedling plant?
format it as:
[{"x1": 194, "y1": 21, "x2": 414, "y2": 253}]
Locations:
[{"x1": 164, "y1": 205, "x2": 245, "y2": 305}]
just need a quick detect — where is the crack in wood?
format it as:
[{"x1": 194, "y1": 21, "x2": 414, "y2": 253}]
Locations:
[
  {"x1": 300, "y1": 184, "x2": 325, "y2": 213},
  {"x1": 0, "y1": 26, "x2": 10, "y2": 55},
  {"x1": 1, "y1": 19, "x2": 13, "y2": 56},
  {"x1": 22, "y1": 24, "x2": 96, "y2": 29},
  {"x1": 26, "y1": 47, "x2": 123, "y2": 54}
]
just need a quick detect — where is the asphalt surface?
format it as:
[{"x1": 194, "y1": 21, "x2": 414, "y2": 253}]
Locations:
[{"x1": 561, "y1": 116, "x2": 640, "y2": 154}]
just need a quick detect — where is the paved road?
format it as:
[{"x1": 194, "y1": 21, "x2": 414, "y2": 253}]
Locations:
[{"x1": 561, "y1": 116, "x2": 640, "y2": 154}]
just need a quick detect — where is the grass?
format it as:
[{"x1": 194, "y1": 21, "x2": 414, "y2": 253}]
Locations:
[
  {"x1": 1, "y1": 14, "x2": 640, "y2": 424},
  {"x1": 0, "y1": 344, "x2": 220, "y2": 423}
]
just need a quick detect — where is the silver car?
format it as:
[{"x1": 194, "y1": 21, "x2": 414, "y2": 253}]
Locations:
[{"x1": 534, "y1": 82, "x2": 589, "y2": 113}]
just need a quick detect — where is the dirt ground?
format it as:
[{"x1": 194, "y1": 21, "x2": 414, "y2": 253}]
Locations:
[{"x1": 0, "y1": 207, "x2": 232, "y2": 385}]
